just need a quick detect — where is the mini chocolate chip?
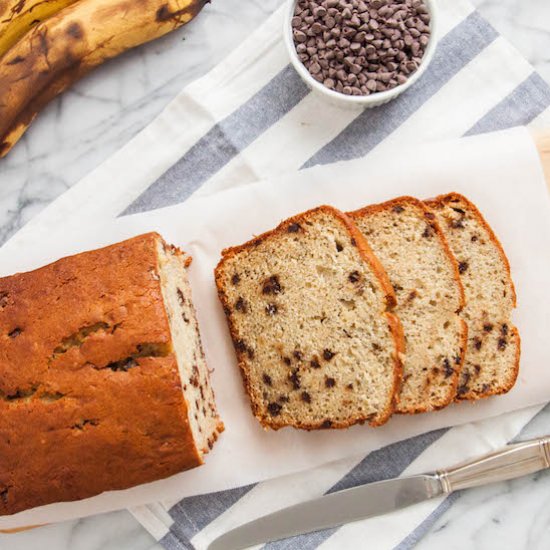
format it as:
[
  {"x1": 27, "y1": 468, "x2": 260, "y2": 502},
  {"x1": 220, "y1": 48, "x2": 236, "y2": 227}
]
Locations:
[
  {"x1": 458, "y1": 261, "x2": 469, "y2": 274},
  {"x1": 498, "y1": 338, "x2": 507, "y2": 350},
  {"x1": 176, "y1": 288, "x2": 186, "y2": 306},
  {"x1": 483, "y1": 324, "x2": 494, "y2": 332},
  {"x1": 323, "y1": 349, "x2": 335, "y2": 361},
  {"x1": 278, "y1": 395, "x2": 290, "y2": 403},
  {"x1": 350, "y1": 238, "x2": 357, "y2": 247},
  {"x1": 407, "y1": 290, "x2": 417, "y2": 302},
  {"x1": 223, "y1": 305, "x2": 231, "y2": 316},
  {"x1": 346, "y1": 383, "x2": 353, "y2": 390},
  {"x1": 0, "y1": 292, "x2": 8, "y2": 309},
  {"x1": 501, "y1": 324, "x2": 509, "y2": 336},
  {"x1": 424, "y1": 211, "x2": 435, "y2": 220},
  {"x1": 348, "y1": 271, "x2": 360, "y2": 283},
  {"x1": 474, "y1": 364, "x2": 481, "y2": 374},
  {"x1": 450, "y1": 219, "x2": 465, "y2": 229},
  {"x1": 451, "y1": 207, "x2": 466, "y2": 214},
  {"x1": 8, "y1": 328, "x2": 21, "y2": 338},
  {"x1": 288, "y1": 369, "x2": 301, "y2": 390},
  {"x1": 266, "y1": 303, "x2": 278, "y2": 316},
  {"x1": 325, "y1": 377, "x2": 336, "y2": 388},
  {"x1": 321, "y1": 420, "x2": 333, "y2": 429},
  {"x1": 288, "y1": 223, "x2": 302, "y2": 233},
  {"x1": 263, "y1": 373, "x2": 273, "y2": 386},
  {"x1": 267, "y1": 402, "x2": 282, "y2": 416},
  {"x1": 235, "y1": 297, "x2": 247, "y2": 312},
  {"x1": 310, "y1": 358, "x2": 321, "y2": 369},
  {"x1": 473, "y1": 338, "x2": 482, "y2": 351},
  {"x1": 247, "y1": 347, "x2": 255, "y2": 359},
  {"x1": 372, "y1": 342, "x2": 381, "y2": 352},
  {"x1": 283, "y1": 356, "x2": 292, "y2": 366},
  {"x1": 301, "y1": 391, "x2": 311, "y2": 403},
  {"x1": 443, "y1": 358, "x2": 454, "y2": 378},
  {"x1": 455, "y1": 355, "x2": 462, "y2": 365},
  {"x1": 293, "y1": 350, "x2": 304, "y2": 361},
  {"x1": 471, "y1": 235, "x2": 478, "y2": 242},
  {"x1": 392, "y1": 205, "x2": 404, "y2": 213},
  {"x1": 262, "y1": 275, "x2": 282, "y2": 295},
  {"x1": 231, "y1": 273, "x2": 241, "y2": 285},
  {"x1": 481, "y1": 383, "x2": 491, "y2": 393},
  {"x1": 236, "y1": 340, "x2": 247, "y2": 353},
  {"x1": 336, "y1": 242, "x2": 344, "y2": 252},
  {"x1": 422, "y1": 225, "x2": 433, "y2": 238}
]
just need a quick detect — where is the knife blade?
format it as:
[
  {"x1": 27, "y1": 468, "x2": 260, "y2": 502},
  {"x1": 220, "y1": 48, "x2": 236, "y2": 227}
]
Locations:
[
  {"x1": 208, "y1": 436, "x2": 550, "y2": 550},
  {"x1": 208, "y1": 474, "x2": 443, "y2": 550}
]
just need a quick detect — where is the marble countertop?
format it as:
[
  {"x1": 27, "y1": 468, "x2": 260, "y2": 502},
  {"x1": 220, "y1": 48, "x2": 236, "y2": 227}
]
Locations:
[{"x1": 1, "y1": 0, "x2": 550, "y2": 548}]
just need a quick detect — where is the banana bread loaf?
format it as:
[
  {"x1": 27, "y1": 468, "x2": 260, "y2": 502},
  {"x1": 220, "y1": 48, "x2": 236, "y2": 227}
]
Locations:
[
  {"x1": 215, "y1": 206, "x2": 404, "y2": 430},
  {"x1": 425, "y1": 193, "x2": 520, "y2": 400},
  {"x1": 0, "y1": 233, "x2": 223, "y2": 516},
  {"x1": 349, "y1": 197, "x2": 467, "y2": 414}
]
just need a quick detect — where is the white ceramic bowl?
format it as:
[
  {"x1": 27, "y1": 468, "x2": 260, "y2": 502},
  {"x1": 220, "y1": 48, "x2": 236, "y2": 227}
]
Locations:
[{"x1": 284, "y1": 0, "x2": 438, "y2": 109}]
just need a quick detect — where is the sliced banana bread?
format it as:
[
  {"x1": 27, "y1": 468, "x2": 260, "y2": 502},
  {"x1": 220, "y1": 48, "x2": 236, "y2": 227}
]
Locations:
[
  {"x1": 425, "y1": 193, "x2": 520, "y2": 400},
  {"x1": 349, "y1": 197, "x2": 467, "y2": 414},
  {"x1": 215, "y1": 206, "x2": 404, "y2": 430}
]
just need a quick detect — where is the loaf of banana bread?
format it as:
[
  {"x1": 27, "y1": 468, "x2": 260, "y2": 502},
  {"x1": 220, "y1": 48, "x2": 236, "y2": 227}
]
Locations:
[{"x1": 0, "y1": 233, "x2": 223, "y2": 516}]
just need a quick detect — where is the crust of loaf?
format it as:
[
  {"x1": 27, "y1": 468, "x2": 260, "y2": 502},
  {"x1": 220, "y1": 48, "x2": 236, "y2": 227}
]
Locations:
[
  {"x1": 0, "y1": 233, "x2": 221, "y2": 516},
  {"x1": 215, "y1": 205, "x2": 404, "y2": 430},
  {"x1": 349, "y1": 196, "x2": 468, "y2": 414},
  {"x1": 425, "y1": 193, "x2": 520, "y2": 400}
]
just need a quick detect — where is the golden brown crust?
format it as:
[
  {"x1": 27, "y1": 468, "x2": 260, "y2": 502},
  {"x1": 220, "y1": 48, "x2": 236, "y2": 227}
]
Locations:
[
  {"x1": 0, "y1": 233, "x2": 205, "y2": 516},
  {"x1": 425, "y1": 193, "x2": 520, "y2": 401},
  {"x1": 215, "y1": 205, "x2": 404, "y2": 430},
  {"x1": 349, "y1": 196, "x2": 468, "y2": 414}
]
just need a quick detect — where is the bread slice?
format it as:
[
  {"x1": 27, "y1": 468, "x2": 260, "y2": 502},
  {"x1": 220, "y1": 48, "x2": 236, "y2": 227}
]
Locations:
[
  {"x1": 0, "y1": 233, "x2": 223, "y2": 515},
  {"x1": 425, "y1": 193, "x2": 520, "y2": 400},
  {"x1": 349, "y1": 197, "x2": 467, "y2": 414},
  {"x1": 215, "y1": 206, "x2": 404, "y2": 430}
]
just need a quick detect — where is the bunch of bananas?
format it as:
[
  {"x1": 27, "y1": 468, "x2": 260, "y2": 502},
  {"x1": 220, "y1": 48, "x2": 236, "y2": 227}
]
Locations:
[{"x1": 0, "y1": 0, "x2": 209, "y2": 157}]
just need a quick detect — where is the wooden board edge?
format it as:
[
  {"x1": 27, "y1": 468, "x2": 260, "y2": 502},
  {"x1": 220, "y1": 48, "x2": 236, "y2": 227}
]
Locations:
[{"x1": 532, "y1": 129, "x2": 550, "y2": 192}]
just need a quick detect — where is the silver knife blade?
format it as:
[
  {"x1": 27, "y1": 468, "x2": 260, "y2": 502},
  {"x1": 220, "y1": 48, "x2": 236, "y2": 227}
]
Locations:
[{"x1": 208, "y1": 474, "x2": 443, "y2": 550}]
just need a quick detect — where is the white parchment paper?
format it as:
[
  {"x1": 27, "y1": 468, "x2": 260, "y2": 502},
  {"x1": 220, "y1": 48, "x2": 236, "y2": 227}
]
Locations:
[{"x1": 1, "y1": 127, "x2": 550, "y2": 529}]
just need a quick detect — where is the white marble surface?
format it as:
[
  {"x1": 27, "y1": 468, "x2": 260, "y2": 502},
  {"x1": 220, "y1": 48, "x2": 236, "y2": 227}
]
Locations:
[{"x1": 1, "y1": 0, "x2": 550, "y2": 549}]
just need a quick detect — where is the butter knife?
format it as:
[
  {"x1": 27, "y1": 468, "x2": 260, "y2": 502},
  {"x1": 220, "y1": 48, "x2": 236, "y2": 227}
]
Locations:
[{"x1": 208, "y1": 436, "x2": 550, "y2": 550}]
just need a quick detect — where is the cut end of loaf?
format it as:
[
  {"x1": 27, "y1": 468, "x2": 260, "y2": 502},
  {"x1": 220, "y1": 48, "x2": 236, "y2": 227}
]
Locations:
[
  {"x1": 157, "y1": 241, "x2": 224, "y2": 456},
  {"x1": 425, "y1": 193, "x2": 520, "y2": 400},
  {"x1": 215, "y1": 206, "x2": 403, "y2": 430},
  {"x1": 349, "y1": 196, "x2": 467, "y2": 414}
]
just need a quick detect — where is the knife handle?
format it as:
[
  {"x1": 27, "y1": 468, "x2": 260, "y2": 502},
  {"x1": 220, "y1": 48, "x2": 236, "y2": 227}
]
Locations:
[{"x1": 437, "y1": 437, "x2": 550, "y2": 493}]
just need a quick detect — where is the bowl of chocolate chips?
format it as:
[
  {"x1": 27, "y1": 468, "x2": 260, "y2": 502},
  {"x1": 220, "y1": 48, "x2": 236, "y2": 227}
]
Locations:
[{"x1": 285, "y1": 0, "x2": 437, "y2": 108}]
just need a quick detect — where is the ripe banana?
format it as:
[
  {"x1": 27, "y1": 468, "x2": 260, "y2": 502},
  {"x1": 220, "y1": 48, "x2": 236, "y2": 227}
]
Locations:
[
  {"x1": 0, "y1": 0, "x2": 209, "y2": 157},
  {"x1": 0, "y1": 0, "x2": 79, "y2": 58}
]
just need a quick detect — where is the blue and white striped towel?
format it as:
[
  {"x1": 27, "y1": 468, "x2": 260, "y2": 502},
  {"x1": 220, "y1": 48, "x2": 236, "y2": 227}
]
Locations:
[{"x1": 3, "y1": 0, "x2": 550, "y2": 547}]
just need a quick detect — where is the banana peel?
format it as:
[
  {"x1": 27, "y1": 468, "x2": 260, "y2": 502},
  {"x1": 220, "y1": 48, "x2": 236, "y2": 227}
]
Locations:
[
  {"x1": 0, "y1": 0, "x2": 209, "y2": 157},
  {"x1": 0, "y1": 0, "x2": 79, "y2": 58}
]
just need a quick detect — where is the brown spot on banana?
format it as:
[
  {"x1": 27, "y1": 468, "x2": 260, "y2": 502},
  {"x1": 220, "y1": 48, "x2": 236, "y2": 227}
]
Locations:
[
  {"x1": 6, "y1": 55, "x2": 25, "y2": 65},
  {"x1": 66, "y1": 21, "x2": 83, "y2": 39},
  {"x1": 0, "y1": 0, "x2": 210, "y2": 158}
]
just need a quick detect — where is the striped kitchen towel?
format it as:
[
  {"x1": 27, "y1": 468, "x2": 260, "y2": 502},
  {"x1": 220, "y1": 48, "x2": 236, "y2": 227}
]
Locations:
[{"x1": 2, "y1": 0, "x2": 550, "y2": 547}]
